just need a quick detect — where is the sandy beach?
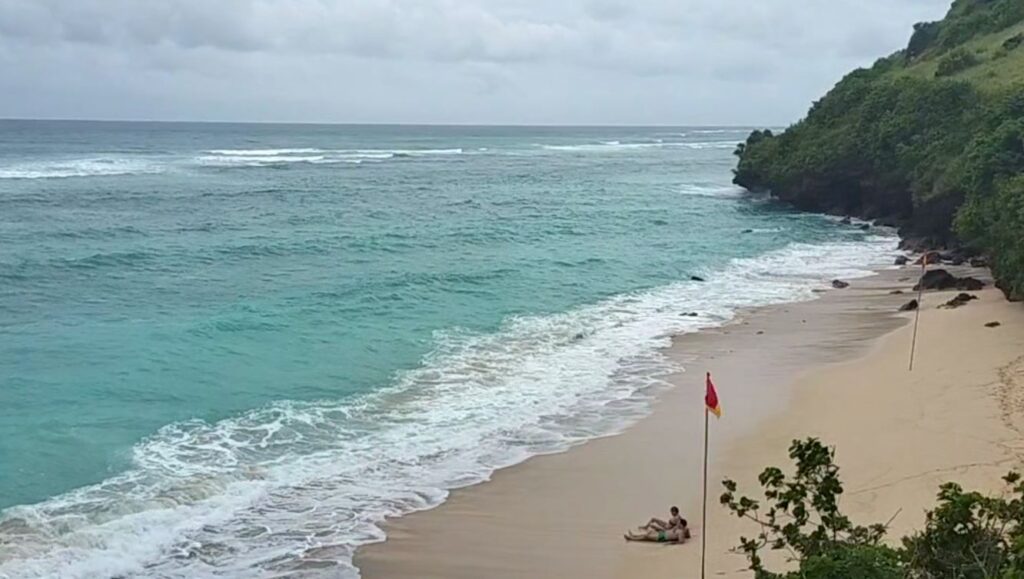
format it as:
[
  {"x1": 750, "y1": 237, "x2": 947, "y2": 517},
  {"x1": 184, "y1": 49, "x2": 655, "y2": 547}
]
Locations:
[{"x1": 356, "y1": 266, "x2": 1024, "y2": 578}]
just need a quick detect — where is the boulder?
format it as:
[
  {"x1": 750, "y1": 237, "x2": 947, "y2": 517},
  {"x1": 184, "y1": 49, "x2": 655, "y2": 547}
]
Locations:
[
  {"x1": 915, "y1": 251, "x2": 942, "y2": 266},
  {"x1": 914, "y1": 269, "x2": 957, "y2": 291},
  {"x1": 913, "y1": 269, "x2": 985, "y2": 291},
  {"x1": 690, "y1": 276, "x2": 706, "y2": 282},
  {"x1": 839, "y1": 216, "x2": 852, "y2": 225},
  {"x1": 894, "y1": 255, "x2": 910, "y2": 266},
  {"x1": 985, "y1": 321, "x2": 1002, "y2": 328},
  {"x1": 859, "y1": 224, "x2": 871, "y2": 231},
  {"x1": 831, "y1": 280, "x2": 850, "y2": 289},
  {"x1": 899, "y1": 299, "x2": 919, "y2": 312},
  {"x1": 939, "y1": 250, "x2": 967, "y2": 266},
  {"x1": 956, "y1": 277, "x2": 985, "y2": 291},
  {"x1": 969, "y1": 256, "x2": 989, "y2": 268},
  {"x1": 997, "y1": 279, "x2": 1023, "y2": 302},
  {"x1": 899, "y1": 237, "x2": 932, "y2": 253},
  {"x1": 940, "y1": 293, "x2": 978, "y2": 309}
]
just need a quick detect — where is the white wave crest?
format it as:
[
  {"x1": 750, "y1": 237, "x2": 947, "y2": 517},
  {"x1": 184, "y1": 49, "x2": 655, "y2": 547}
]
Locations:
[
  {"x1": 678, "y1": 184, "x2": 746, "y2": 198},
  {"x1": 205, "y1": 148, "x2": 326, "y2": 156},
  {"x1": 197, "y1": 148, "x2": 464, "y2": 168},
  {"x1": 0, "y1": 158, "x2": 164, "y2": 180},
  {"x1": 0, "y1": 235, "x2": 898, "y2": 579},
  {"x1": 541, "y1": 141, "x2": 737, "y2": 153}
]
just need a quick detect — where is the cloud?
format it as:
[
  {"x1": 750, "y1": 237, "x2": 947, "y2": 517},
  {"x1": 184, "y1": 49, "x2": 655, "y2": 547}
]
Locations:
[{"x1": 0, "y1": 0, "x2": 953, "y2": 124}]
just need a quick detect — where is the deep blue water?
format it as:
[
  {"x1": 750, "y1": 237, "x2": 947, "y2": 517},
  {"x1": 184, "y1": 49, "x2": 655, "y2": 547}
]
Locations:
[{"x1": 0, "y1": 121, "x2": 895, "y2": 578}]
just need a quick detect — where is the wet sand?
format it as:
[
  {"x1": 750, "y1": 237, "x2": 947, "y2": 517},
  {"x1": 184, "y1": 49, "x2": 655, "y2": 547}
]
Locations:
[{"x1": 356, "y1": 266, "x2": 1024, "y2": 578}]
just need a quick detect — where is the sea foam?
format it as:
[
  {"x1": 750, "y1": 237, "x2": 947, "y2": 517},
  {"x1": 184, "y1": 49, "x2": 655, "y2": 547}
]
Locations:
[
  {"x1": 0, "y1": 235, "x2": 897, "y2": 579},
  {"x1": 197, "y1": 148, "x2": 465, "y2": 167},
  {"x1": 0, "y1": 158, "x2": 164, "y2": 179}
]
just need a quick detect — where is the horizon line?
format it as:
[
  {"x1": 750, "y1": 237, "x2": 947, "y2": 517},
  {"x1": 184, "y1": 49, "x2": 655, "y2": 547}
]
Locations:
[{"x1": 0, "y1": 116, "x2": 773, "y2": 129}]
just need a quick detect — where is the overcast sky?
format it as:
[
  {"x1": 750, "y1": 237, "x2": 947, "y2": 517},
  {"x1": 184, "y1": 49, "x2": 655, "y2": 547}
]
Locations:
[{"x1": 0, "y1": 0, "x2": 952, "y2": 125}]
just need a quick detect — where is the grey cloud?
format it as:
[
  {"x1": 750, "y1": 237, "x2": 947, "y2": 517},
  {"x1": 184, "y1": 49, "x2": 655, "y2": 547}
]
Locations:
[{"x1": 0, "y1": 0, "x2": 952, "y2": 124}]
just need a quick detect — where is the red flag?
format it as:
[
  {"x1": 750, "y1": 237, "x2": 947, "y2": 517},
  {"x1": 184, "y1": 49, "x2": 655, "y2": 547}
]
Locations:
[{"x1": 705, "y1": 372, "x2": 722, "y2": 418}]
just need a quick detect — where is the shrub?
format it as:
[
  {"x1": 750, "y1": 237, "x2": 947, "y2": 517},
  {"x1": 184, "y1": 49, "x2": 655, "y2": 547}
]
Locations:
[
  {"x1": 1003, "y1": 32, "x2": 1024, "y2": 51},
  {"x1": 935, "y1": 48, "x2": 980, "y2": 77},
  {"x1": 720, "y1": 439, "x2": 891, "y2": 578},
  {"x1": 721, "y1": 438, "x2": 1024, "y2": 578}
]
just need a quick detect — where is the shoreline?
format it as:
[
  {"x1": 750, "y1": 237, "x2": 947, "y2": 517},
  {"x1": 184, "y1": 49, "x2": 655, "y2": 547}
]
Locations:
[{"x1": 355, "y1": 265, "x2": 1024, "y2": 578}]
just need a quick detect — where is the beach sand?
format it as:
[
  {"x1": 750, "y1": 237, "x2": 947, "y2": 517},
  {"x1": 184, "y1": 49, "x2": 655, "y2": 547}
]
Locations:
[{"x1": 355, "y1": 266, "x2": 1024, "y2": 578}]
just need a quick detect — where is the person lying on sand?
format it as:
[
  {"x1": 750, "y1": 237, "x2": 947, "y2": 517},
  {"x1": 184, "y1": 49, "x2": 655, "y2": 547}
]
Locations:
[
  {"x1": 624, "y1": 519, "x2": 690, "y2": 543},
  {"x1": 637, "y1": 506, "x2": 682, "y2": 532}
]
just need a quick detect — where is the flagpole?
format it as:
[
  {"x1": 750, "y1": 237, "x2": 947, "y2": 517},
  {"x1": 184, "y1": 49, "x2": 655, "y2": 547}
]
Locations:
[
  {"x1": 701, "y1": 404, "x2": 709, "y2": 579},
  {"x1": 908, "y1": 259, "x2": 927, "y2": 371}
]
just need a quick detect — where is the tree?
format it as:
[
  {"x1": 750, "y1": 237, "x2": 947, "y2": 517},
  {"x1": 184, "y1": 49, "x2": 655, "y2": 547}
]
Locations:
[
  {"x1": 902, "y1": 472, "x2": 1024, "y2": 577},
  {"x1": 719, "y1": 438, "x2": 897, "y2": 578},
  {"x1": 720, "y1": 438, "x2": 1024, "y2": 578}
]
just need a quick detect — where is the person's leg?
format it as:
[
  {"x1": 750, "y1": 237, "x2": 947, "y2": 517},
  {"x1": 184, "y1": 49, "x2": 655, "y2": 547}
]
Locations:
[
  {"x1": 624, "y1": 530, "x2": 659, "y2": 542},
  {"x1": 639, "y1": 518, "x2": 667, "y2": 531}
]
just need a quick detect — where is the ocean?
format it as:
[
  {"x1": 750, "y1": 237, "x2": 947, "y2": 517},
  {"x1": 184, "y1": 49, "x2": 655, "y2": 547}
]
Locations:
[{"x1": 0, "y1": 121, "x2": 896, "y2": 578}]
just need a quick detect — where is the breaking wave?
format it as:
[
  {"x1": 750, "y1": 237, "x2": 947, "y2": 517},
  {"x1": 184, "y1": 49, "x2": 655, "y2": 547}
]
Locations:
[
  {"x1": 0, "y1": 158, "x2": 165, "y2": 180},
  {"x1": 197, "y1": 148, "x2": 465, "y2": 167},
  {"x1": 0, "y1": 235, "x2": 898, "y2": 579}
]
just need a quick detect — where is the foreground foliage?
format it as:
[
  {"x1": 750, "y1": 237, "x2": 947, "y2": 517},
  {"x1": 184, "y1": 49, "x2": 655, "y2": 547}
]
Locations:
[
  {"x1": 721, "y1": 438, "x2": 1024, "y2": 578},
  {"x1": 733, "y1": 0, "x2": 1024, "y2": 299}
]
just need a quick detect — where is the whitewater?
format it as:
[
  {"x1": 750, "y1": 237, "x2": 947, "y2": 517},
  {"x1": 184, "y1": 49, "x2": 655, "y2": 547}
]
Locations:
[{"x1": 0, "y1": 121, "x2": 897, "y2": 578}]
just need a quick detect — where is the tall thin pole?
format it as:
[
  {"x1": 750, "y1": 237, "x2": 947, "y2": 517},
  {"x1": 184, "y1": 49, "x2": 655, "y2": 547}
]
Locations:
[
  {"x1": 701, "y1": 405, "x2": 709, "y2": 579},
  {"x1": 908, "y1": 261, "x2": 927, "y2": 371}
]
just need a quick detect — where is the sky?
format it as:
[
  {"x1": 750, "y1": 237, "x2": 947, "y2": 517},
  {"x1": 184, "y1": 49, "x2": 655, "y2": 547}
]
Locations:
[{"x1": 0, "y1": 0, "x2": 953, "y2": 126}]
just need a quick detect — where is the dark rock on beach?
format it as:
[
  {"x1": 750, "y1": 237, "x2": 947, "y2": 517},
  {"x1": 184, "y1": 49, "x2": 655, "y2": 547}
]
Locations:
[
  {"x1": 831, "y1": 280, "x2": 850, "y2": 289},
  {"x1": 997, "y1": 279, "x2": 1023, "y2": 302},
  {"x1": 889, "y1": 290, "x2": 904, "y2": 295},
  {"x1": 894, "y1": 256, "x2": 910, "y2": 266},
  {"x1": 940, "y1": 293, "x2": 978, "y2": 309},
  {"x1": 916, "y1": 251, "x2": 943, "y2": 266},
  {"x1": 913, "y1": 269, "x2": 985, "y2": 292},
  {"x1": 899, "y1": 237, "x2": 932, "y2": 253},
  {"x1": 938, "y1": 250, "x2": 967, "y2": 266},
  {"x1": 899, "y1": 300, "x2": 919, "y2": 312},
  {"x1": 986, "y1": 321, "x2": 1002, "y2": 328},
  {"x1": 957, "y1": 277, "x2": 985, "y2": 291},
  {"x1": 915, "y1": 269, "x2": 957, "y2": 290}
]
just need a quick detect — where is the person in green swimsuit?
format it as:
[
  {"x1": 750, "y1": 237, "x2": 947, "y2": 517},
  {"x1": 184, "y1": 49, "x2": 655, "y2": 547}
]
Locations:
[{"x1": 624, "y1": 517, "x2": 690, "y2": 543}]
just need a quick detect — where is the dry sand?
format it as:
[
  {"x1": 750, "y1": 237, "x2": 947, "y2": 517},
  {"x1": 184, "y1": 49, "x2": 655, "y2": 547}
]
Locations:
[{"x1": 356, "y1": 266, "x2": 1024, "y2": 578}]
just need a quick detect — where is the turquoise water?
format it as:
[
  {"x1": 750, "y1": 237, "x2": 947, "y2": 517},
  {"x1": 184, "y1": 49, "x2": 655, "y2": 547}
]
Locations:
[{"x1": 0, "y1": 121, "x2": 895, "y2": 578}]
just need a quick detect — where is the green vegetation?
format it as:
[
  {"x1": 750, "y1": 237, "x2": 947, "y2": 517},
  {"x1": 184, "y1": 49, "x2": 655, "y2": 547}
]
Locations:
[
  {"x1": 733, "y1": 0, "x2": 1024, "y2": 299},
  {"x1": 721, "y1": 438, "x2": 1024, "y2": 578},
  {"x1": 935, "y1": 48, "x2": 979, "y2": 77}
]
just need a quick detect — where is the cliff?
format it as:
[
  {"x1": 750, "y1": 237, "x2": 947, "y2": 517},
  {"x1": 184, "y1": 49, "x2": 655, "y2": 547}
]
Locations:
[{"x1": 734, "y1": 0, "x2": 1024, "y2": 299}]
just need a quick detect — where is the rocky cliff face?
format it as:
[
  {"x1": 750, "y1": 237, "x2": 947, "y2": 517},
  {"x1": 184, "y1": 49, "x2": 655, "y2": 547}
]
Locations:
[{"x1": 733, "y1": 0, "x2": 1024, "y2": 299}]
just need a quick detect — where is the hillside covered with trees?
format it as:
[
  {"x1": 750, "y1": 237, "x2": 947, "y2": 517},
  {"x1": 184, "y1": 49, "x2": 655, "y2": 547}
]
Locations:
[{"x1": 733, "y1": 0, "x2": 1024, "y2": 299}]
